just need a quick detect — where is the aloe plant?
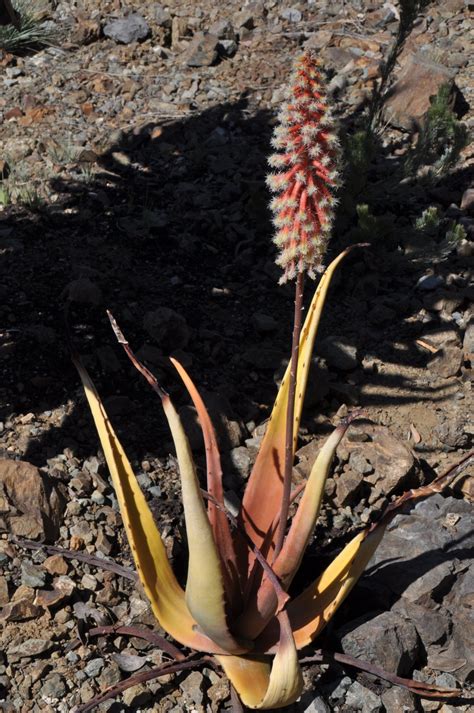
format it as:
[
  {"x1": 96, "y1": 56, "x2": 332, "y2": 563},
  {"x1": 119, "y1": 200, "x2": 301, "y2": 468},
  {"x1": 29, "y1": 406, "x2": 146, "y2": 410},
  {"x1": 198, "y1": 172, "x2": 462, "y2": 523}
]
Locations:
[{"x1": 72, "y1": 52, "x2": 471, "y2": 711}]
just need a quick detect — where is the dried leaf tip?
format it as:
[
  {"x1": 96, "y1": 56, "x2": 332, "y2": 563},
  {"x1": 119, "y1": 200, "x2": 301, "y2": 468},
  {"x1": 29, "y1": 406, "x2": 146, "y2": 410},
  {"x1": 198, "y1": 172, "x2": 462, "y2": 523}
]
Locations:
[{"x1": 267, "y1": 51, "x2": 341, "y2": 283}]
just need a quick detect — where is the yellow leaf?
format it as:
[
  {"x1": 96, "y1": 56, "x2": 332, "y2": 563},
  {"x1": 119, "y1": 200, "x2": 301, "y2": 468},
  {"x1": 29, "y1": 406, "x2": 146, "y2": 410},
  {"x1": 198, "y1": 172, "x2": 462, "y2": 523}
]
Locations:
[
  {"x1": 161, "y1": 392, "x2": 247, "y2": 653},
  {"x1": 170, "y1": 358, "x2": 241, "y2": 611},
  {"x1": 257, "y1": 527, "x2": 386, "y2": 652},
  {"x1": 217, "y1": 613, "x2": 303, "y2": 709},
  {"x1": 236, "y1": 421, "x2": 350, "y2": 639},
  {"x1": 76, "y1": 358, "x2": 236, "y2": 655},
  {"x1": 240, "y1": 248, "x2": 358, "y2": 559}
]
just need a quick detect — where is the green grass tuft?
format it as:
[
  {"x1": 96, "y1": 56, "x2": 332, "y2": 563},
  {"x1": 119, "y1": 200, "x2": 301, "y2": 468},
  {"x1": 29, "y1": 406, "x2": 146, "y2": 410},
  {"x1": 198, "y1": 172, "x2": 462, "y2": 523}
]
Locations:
[
  {"x1": 405, "y1": 85, "x2": 468, "y2": 177},
  {"x1": 0, "y1": 0, "x2": 57, "y2": 53}
]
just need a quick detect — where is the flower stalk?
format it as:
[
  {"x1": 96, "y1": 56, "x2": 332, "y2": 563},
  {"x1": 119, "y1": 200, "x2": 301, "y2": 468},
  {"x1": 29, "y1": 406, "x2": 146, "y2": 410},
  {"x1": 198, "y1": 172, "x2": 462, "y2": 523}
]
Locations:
[
  {"x1": 267, "y1": 51, "x2": 340, "y2": 558},
  {"x1": 273, "y1": 270, "x2": 304, "y2": 558}
]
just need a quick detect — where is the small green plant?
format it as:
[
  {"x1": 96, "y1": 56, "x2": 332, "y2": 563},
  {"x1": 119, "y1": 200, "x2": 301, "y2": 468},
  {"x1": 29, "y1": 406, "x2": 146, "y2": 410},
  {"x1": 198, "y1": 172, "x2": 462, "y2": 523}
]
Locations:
[
  {"x1": 0, "y1": 0, "x2": 57, "y2": 53},
  {"x1": 415, "y1": 206, "x2": 440, "y2": 235},
  {"x1": 341, "y1": 129, "x2": 376, "y2": 198},
  {"x1": 0, "y1": 184, "x2": 11, "y2": 206},
  {"x1": 71, "y1": 52, "x2": 471, "y2": 711},
  {"x1": 445, "y1": 221, "x2": 467, "y2": 246},
  {"x1": 350, "y1": 203, "x2": 395, "y2": 245},
  {"x1": 405, "y1": 85, "x2": 468, "y2": 176},
  {"x1": 16, "y1": 184, "x2": 44, "y2": 210}
]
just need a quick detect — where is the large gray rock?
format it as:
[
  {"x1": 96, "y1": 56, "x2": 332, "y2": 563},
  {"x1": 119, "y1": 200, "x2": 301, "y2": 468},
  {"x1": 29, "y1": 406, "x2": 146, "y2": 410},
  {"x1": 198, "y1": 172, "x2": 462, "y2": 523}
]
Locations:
[
  {"x1": 339, "y1": 610, "x2": 420, "y2": 675},
  {"x1": 360, "y1": 495, "x2": 474, "y2": 684},
  {"x1": 103, "y1": 14, "x2": 150, "y2": 44}
]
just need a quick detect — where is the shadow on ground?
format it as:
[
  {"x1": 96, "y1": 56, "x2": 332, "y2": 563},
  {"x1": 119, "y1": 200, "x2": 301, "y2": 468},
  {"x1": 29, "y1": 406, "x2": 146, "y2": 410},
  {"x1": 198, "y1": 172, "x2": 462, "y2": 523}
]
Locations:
[{"x1": 0, "y1": 87, "x2": 471, "y2": 470}]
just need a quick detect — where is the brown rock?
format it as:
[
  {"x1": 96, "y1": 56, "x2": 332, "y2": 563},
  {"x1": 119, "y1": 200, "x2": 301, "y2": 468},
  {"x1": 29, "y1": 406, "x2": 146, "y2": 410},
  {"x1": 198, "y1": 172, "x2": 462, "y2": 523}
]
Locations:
[
  {"x1": 460, "y1": 188, "x2": 474, "y2": 214},
  {"x1": 70, "y1": 534, "x2": 85, "y2": 550},
  {"x1": 0, "y1": 459, "x2": 66, "y2": 541},
  {"x1": 383, "y1": 54, "x2": 456, "y2": 130},
  {"x1": 335, "y1": 469, "x2": 364, "y2": 507},
  {"x1": 43, "y1": 554, "x2": 68, "y2": 576},
  {"x1": 34, "y1": 577, "x2": 75, "y2": 608},
  {"x1": 185, "y1": 32, "x2": 219, "y2": 68},
  {"x1": 429, "y1": 344, "x2": 463, "y2": 378},
  {"x1": 0, "y1": 575, "x2": 8, "y2": 605},
  {"x1": 338, "y1": 423, "x2": 416, "y2": 496},
  {"x1": 0, "y1": 599, "x2": 44, "y2": 622},
  {"x1": 71, "y1": 17, "x2": 101, "y2": 46}
]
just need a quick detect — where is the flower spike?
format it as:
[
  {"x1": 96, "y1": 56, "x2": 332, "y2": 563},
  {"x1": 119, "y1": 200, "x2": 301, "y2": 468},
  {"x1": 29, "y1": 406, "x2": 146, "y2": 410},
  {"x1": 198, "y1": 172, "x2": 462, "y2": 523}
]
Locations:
[{"x1": 268, "y1": 51, "x2": 341, "y2": 283}]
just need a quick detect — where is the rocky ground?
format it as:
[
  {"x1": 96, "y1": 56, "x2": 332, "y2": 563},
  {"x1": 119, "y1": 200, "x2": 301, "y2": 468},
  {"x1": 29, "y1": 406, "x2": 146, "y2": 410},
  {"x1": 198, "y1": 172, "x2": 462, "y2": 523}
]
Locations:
[{"x1": 0, "y1": 0, "x2": 473, "y2": 711}]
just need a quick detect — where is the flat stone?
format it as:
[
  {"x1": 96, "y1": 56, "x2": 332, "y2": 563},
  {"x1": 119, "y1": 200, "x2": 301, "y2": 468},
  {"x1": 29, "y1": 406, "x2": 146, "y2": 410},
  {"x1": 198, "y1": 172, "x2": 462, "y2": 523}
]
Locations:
[
  {"x1": 393, "y1": 599, "x2": 449, "y2": 648},
  {"x1": 40, "y1": 673, "x2": 66, "y2": 699},
  {"x1": 209, "y1": 19, "x2": 235, "y2": 40},
  {"x1": 416, "y1": 275, "x2": 443, "y2": 292},
  {"x1": 366, "y1": 496, "x2": 474, "y2": 617},
  {"x1": 185, "y1": 32, "x2": 219, "y2": 67},
  {"x1": 0, "y1": 598, "x2": 43, "y2": 622},
  {"x1": 84, "y1": 658, "x2": 105, "y2": 678},
  {"x1": 122, "y1": 683, "x2": 152, "y2": 707},
  {"x1": 381, "y1": 685, "x2": 416, "y2": 713},
  {"x1": 383, "y1": 53, "x2": 456, "y2": 130},
  {"x1": 180, "y1": 670, "x2": 205, "y2": 705},
  {"x1": 8, "y1": 638, "x2": 55, "y2": 661},
  {"x1": 34, "y1": 576, "x2": 75, "y2": 608},
  {"x1": 230, "y1": 446, "x2": 252, "y2": 480},
  {"x1": 334, "y1": 469, "x2": 364, "y2": 507},
  {"x1": 21, "y1": 561, "x2": 47, "y2": 588},
  {"x1": 428, "y1": 344, "x2": 463, "y2": 378},
  {"x1": 103, "y1": 14, "x2": 150, "y2": 44}
]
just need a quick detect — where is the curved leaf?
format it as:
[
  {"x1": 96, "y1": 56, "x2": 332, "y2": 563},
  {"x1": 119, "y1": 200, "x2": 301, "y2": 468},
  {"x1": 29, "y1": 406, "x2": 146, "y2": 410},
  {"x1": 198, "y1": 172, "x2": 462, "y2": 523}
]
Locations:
[
  {"x1": 289, "y1": 527, "x2": 386, "y2": 650},
  {"x1": 170, "y1": 357, "x2": 241, "y2": 611},
  {"x1": 163, "y1": 391, "x2": 247, "y2": 653},
  {"x1": 236, "y1": 420, "x2": 350, "y2": 639},
  {"x1": 216, "y1": 612, "x2": 303, "y2": 709},
  {"x1": 239, "y1": 248, "x2": 359, "y2": 562},
  {"x1": 102, "y1": 317, "x2": 247, "y2": 654},
  {"x1": 75, "y1": 358, "x2": 232, "y2": 655}
]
